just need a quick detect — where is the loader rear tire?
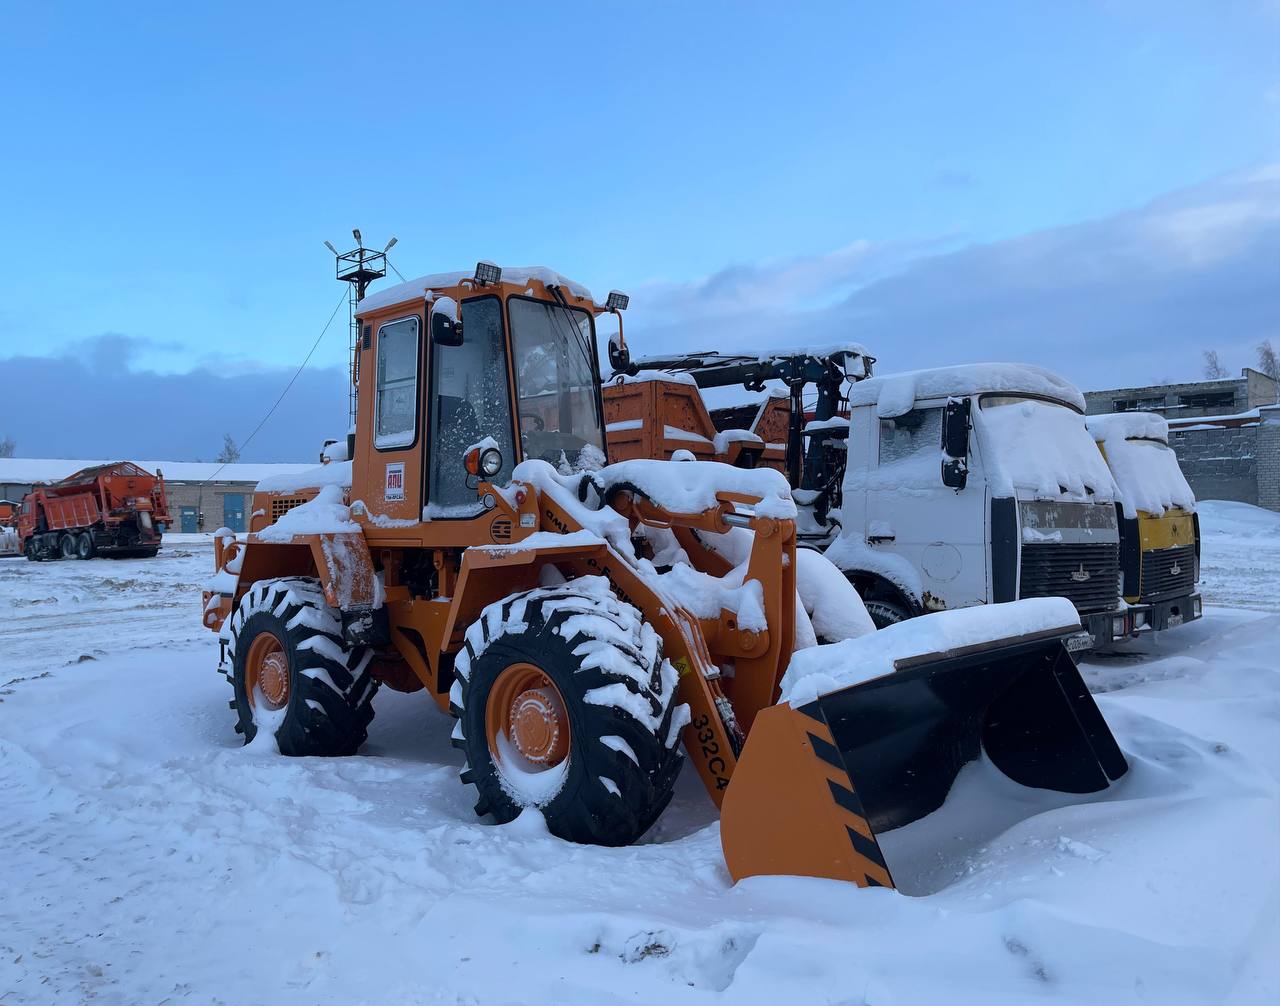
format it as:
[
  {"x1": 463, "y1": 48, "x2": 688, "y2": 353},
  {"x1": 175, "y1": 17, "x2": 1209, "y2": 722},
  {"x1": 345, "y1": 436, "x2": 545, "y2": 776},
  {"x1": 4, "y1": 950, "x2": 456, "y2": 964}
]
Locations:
[
  {"x1": 226, "y1": 576, "x2": 379, "y2": 756},
  {"x1": 451, "y1": 579, "x2": 688, "y2": 847}
]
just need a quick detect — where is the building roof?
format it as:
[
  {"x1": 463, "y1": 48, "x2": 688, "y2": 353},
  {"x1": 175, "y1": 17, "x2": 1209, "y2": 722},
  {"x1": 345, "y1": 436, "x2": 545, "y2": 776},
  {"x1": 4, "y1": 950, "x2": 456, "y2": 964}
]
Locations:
[{"x1": 0, "y1": 458, "x2": 316, "y2": 486}]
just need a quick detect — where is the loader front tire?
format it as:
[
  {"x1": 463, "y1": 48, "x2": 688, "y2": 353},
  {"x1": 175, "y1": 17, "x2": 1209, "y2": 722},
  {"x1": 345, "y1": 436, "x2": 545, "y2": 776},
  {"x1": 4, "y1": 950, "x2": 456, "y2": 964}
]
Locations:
[
  {"x1": 226, "y1": 576, "x2": 379, "y2": 756},
  {"x1": 452, "y1": 580, "x2": 687, "y2": 847}
]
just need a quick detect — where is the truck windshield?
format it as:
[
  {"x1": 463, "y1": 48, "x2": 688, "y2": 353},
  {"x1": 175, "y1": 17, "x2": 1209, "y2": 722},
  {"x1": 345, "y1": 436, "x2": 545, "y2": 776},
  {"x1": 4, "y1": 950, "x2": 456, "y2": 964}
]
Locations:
[
  {"x1": 509, "y1": 297, "x2": 606, "y2": 471},
  {"x1": 977, "y1": 394, "x2": 1115, "y2": 500}
]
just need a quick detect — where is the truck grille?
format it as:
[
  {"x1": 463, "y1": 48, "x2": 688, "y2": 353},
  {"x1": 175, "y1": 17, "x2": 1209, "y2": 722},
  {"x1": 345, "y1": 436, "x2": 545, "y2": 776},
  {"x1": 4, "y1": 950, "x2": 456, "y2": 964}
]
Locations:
[
  {"x1": 1020, "y1": 543, "x2": 1120, "y2": 614},
  {"x1": 1140, "y1": 544, "x2": 1196, "y2": 602}
]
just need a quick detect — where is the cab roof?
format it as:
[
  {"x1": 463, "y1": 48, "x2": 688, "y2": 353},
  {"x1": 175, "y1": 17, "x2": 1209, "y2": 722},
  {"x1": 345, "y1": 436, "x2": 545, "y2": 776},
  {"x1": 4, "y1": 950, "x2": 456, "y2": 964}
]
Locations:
[
  {"x1": 845, "y1": 363, "x2": 1084, "y2": 418},
  {"x1": 355, "y1": 266, "x2": 595, "y2": 317}
]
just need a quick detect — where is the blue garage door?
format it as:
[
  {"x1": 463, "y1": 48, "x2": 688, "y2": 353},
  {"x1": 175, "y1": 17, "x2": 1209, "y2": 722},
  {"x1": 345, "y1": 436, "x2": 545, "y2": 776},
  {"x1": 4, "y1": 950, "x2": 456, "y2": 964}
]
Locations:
[
  {"x1": 180, "y1": 506, "x2": 198, "y2": 533},
  {"x1": 222, "y1": 493, "x2": 246, "y2": 533}
]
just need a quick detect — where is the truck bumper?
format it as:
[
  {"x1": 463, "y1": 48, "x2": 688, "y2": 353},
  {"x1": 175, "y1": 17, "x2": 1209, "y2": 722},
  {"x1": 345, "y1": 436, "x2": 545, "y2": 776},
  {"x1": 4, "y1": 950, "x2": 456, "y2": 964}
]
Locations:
[
  {"x1": 1143, "y1": 593, "x2": 1202, "y2": 631},
  {"x1": 1072, "y1": 606, "x2": 1150, "y2": 651}
]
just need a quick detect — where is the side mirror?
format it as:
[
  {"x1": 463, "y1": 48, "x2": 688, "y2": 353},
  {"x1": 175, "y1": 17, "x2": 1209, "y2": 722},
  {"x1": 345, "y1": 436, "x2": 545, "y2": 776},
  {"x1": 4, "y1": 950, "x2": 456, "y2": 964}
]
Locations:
[
  {"x1": 430, "y1": 296, "x2": 463, "y2": 347},
  {"x1": 941, "y1": 397, "x2": 970, "y2": 490},
  {"x1": 607, "y1": 331, "x2": 630, "y2": 374}
]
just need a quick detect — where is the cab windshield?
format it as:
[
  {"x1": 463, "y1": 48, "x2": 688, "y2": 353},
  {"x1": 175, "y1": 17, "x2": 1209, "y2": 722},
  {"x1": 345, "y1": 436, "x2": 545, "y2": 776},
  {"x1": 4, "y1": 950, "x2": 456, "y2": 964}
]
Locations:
[{"x1": 509, "y1": 297, "x2": 606, "y2": 471}]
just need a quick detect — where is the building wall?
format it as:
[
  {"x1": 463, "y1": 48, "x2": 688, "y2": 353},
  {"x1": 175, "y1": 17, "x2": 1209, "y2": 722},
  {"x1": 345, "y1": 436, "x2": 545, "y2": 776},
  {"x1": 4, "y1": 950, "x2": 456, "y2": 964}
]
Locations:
[
  {"x1": 1168, "y1": 424, "x2": 1259, "y2": 506},
  {"x1": 1084, "y1": 370, "x2": 1277, "y2": 420},
  {"x1": 1258, "y1": 407, "x2": 1280, "y2": 512},
  {"x1": 163, "y1": 481, "x2": 259, "y2": 530}
]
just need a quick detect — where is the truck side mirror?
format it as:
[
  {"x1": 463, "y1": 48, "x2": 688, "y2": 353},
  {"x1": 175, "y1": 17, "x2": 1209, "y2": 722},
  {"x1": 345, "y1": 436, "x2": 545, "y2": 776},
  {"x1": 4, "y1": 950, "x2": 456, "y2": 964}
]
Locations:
[
  {"x1": 941, "y1": 397, "x2": 970, "y2": 490},
  {"x1": 430, "y1": 297, "x2": 463, "y2": 347}
]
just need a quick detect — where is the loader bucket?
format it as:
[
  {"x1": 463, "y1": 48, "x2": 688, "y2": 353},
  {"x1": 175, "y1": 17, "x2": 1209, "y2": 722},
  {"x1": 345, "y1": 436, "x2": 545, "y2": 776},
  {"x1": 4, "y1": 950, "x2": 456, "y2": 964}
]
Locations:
[{"x1": 720, "y1": 631, "x2": 1128, "y2": 892}]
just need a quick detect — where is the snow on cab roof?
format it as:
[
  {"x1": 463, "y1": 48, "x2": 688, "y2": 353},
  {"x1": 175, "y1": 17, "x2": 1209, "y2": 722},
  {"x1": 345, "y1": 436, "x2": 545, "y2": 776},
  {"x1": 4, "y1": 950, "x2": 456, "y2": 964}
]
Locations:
[
  {"x1": 845, "y1": 363, "x2": 1085, "y2": 418},
  {"x1": 0, "y1": 457, "x2": 316, "y2": 485},
  {"x1": 356, "y1": 266, "x2": 595, "y2": 316},
  {"x1": 1086, "y1": 412, "x2": 1169, "y2": 444}
]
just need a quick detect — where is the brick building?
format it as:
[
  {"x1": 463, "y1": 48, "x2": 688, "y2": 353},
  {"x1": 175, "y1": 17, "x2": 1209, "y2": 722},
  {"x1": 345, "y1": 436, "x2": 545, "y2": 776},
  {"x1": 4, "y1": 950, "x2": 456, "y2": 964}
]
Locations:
[
  {"x1": 1084, "y1": 369, "x2": 1280, "y2": 511},
  {"x1": 0, "y1": 458, "x2": 315, "y2": 533}
]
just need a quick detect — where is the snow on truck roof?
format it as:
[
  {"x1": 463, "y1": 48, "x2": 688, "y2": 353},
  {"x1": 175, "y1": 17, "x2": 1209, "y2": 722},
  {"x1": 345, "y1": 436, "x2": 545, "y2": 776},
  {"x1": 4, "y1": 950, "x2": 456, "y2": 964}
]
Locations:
[
  {"x1": 356, "y1": 267, "x2": 594, "y2": 316},
  {"x1": 1085, "y1": 412, "x2": 1169, "y2": 444},
  {"x1": 845, "y1": 363, "x2": 1085, "y2": 417}
]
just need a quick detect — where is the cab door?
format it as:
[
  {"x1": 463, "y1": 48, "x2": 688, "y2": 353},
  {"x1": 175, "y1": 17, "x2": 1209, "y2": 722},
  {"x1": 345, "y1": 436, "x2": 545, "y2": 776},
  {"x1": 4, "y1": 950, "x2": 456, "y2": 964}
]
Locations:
[
  {"x1": 423, "y1": 295, "x2": 517, "y2": 522},
  {"x1": 362, "y1": 313, "x2": 425, "y2": 522}
]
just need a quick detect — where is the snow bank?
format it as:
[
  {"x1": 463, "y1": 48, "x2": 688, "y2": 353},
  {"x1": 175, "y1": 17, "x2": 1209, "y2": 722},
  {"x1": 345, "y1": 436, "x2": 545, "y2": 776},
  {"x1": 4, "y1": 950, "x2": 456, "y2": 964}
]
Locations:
[
  {"x1": 780, "y1": 597, "x2": 1081, "y2": 706},
  {"x1": 356, "y1": 266, "x2": 593, "y2": 315},
  {"x1": 1198, "y1": 499, "x2": 1280, "y2": 539},
  {"x1": 1087, "y1": 413, "x2": 1195, "y2": 518},
  {"x1": 977, "y1": 398, "x2": 1117, "y2": 501},
  {"x1": 256, "y1": 460, "x2": 353, "y2": 494},
  {"x1": 847, "y1": 363, "x2": 1085, "y2": 418},
  {"x1": 254, "y1": 484, "x2": 360, "y2": 542},
  {"x1": 591, "y1": 459, "x2": 797, "y2": 519}
]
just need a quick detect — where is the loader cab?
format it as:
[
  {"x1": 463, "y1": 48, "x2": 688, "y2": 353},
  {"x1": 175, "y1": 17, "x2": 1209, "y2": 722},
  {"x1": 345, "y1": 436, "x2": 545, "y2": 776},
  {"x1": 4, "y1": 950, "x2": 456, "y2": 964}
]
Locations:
[
  {"x1": 351, "y1": 265, "x2": 611, "y2": 531},
  {"x1": 829, "y1": 364, "x2": 1144, "y2": 650}
]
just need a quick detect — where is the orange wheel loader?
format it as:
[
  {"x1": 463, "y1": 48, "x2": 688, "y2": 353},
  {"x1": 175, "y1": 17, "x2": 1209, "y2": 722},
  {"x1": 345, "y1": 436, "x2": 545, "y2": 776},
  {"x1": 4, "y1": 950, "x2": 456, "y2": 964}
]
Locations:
[{"x1": 202, "y1": 262, "x2": 1128, "y2": 890}]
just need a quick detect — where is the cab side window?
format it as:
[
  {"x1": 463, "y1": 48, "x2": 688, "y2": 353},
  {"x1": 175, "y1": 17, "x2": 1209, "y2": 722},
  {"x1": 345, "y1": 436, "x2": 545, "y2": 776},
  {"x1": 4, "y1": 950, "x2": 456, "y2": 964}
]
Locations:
[
  {"x1": 878, "y1": 408, "x2": 942, "y2": 468},
  {"x1": 374, "y1": 316, "x2": 420, "y2": 449}
]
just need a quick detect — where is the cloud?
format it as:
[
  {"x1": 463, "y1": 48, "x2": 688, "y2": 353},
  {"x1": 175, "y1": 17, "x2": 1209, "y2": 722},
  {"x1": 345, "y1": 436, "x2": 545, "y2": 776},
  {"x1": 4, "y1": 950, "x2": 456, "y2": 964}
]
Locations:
[
  {"x1": 0, "y1": 337, "x2": 348, "y2": 461},
  {"x1": 624, "y1": 166, "x2": 1280, "y2": 394}
]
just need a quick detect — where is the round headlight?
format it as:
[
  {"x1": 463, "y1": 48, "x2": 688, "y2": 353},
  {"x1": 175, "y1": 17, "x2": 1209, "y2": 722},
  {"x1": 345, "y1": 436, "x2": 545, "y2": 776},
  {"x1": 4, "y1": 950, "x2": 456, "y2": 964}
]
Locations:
[{"x1": 480, "y1": 448, "x2": 503, "y2": 477}]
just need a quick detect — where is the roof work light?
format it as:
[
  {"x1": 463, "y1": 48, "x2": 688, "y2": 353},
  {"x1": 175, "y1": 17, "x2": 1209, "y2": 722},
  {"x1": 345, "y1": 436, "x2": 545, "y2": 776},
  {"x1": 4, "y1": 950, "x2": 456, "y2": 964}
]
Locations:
[
  {"x1": 606, "y1": 290, "x2": 630, "y2": 311},
  {"x1": 475, "y1": 261, "x2": 502, "y2": 286}
]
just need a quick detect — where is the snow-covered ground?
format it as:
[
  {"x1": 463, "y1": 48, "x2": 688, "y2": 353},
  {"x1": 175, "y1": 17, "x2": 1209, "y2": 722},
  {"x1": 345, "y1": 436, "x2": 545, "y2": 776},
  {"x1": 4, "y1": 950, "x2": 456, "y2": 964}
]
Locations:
[{"x1": 1, "y1": 506, "x2": 1277, "y2": 1004}]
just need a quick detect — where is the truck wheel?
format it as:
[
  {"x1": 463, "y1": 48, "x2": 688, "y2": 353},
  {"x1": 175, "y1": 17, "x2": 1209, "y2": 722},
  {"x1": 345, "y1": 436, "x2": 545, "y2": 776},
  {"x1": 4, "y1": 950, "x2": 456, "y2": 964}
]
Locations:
[
  {"x1": 226, "y1": 576, "x2": 379, "y2": 756},
  {"x1": 451, "y1": 579, "x2": 688, "y2": 847},
  {"x1": 59, "y1": 534, "x2": 77, "y2": 560},
  {"x1": 864, "y1": 597, "x2": 911, "y2": 629},
  {"x1": 24, "y1": 539, "x2": 37, "y2": 561},
  {"x1": 75, "y1": 533, "x2": 95, "y2": 560}
]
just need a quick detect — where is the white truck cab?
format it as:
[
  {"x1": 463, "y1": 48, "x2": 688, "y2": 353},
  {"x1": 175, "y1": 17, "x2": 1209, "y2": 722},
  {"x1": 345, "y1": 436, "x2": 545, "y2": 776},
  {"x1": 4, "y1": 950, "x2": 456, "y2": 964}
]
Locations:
[{"x1": 823, "y1": 363, "x2": 1148, "y2": 651}]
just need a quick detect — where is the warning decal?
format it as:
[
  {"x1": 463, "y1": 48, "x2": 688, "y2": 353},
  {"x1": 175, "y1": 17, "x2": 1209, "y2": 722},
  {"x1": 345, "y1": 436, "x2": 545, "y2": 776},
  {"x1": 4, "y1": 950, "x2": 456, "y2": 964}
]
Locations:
[{"x1": 385, "y1": 462, "x2": 405, "y2": 501}]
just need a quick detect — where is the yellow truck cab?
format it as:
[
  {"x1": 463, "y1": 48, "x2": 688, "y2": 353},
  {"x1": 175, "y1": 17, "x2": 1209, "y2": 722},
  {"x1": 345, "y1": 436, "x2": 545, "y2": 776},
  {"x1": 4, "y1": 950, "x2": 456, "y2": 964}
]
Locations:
[{"x1": 1087, "y1": 413, "x2": 1201, "y2": 631}]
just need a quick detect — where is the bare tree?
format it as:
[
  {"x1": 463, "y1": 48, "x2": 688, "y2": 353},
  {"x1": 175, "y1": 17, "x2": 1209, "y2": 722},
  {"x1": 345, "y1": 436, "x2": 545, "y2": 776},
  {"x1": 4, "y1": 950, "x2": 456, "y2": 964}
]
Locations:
[
  {"x1": 1202, "y1": 349, "x2": 1227, "y2": 380},
  {"x1": 216, "y1": 433, "x2": 241, "y2": 464},
  {"x1": 1258, "y1": 339, "x2": 1280, "y2": 382},
  {"x1": 0, "y1": 436, "x2": 14, "y2": 458}
]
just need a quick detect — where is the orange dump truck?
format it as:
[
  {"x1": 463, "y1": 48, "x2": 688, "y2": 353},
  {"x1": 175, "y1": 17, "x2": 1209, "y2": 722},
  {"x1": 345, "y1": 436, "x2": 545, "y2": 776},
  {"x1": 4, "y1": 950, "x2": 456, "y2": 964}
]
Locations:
[{"x1": 18, "y1": 461, "x2": 169, "y2": 560}]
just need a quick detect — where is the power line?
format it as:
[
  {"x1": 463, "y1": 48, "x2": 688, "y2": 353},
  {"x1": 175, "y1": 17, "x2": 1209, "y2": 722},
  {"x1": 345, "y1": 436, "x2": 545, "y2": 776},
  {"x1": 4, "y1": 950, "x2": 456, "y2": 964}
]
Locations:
[{"x1": 197, "y1": 287, "x2": 349, "y2": 488}]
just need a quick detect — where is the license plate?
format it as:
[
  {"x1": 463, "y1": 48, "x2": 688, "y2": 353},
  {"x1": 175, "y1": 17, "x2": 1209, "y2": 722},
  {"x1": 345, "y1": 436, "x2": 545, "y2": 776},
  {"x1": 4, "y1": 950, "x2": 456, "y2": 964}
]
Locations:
[
  {"x1": 1167, "y1": 614, "x2": 1182, "y2": 628},
  {"x1": 1065, "y1": 632, "x2": 1095, "y2": 653}
]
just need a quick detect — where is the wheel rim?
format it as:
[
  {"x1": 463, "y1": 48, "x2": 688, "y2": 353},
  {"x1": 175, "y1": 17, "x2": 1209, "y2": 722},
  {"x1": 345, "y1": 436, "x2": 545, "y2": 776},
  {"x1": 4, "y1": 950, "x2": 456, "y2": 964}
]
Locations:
[
  {"x1": 245, "y1": 631, "x2": 290, "y2": 710},
  {"x1": 485, "y1": 662, "x2": 571, "y2": 770}
]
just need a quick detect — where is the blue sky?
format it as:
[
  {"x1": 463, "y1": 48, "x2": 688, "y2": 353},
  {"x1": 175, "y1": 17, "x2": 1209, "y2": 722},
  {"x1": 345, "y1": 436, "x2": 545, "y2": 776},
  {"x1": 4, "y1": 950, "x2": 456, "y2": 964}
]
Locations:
[{"x1": 1, "y1": 1, "x2": 1276, "y2": 460}]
